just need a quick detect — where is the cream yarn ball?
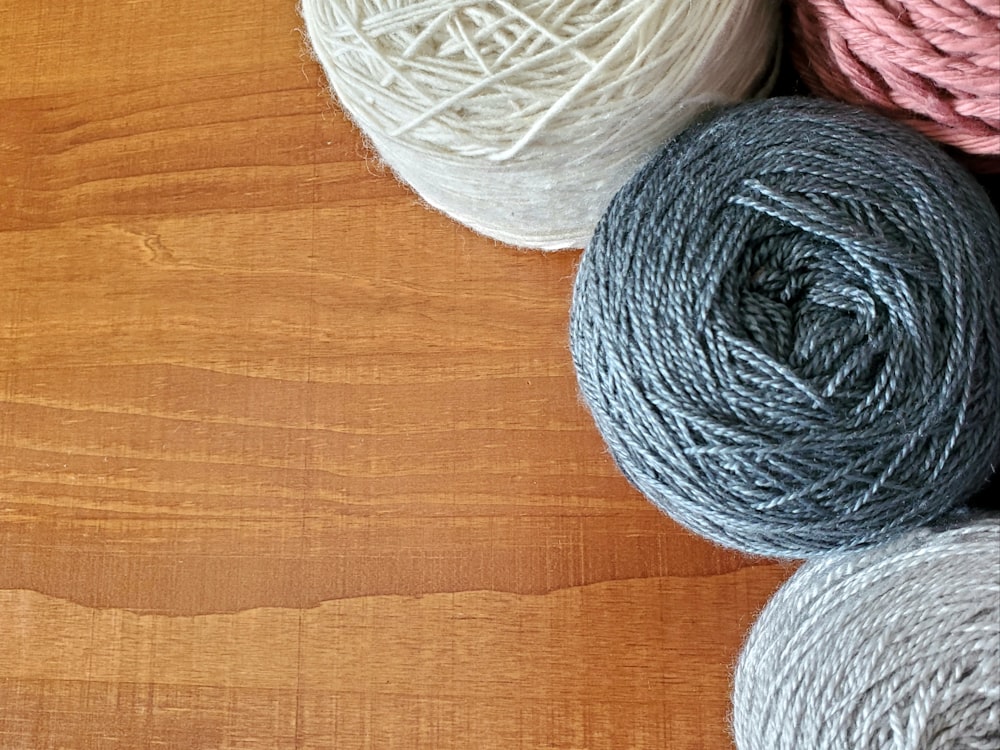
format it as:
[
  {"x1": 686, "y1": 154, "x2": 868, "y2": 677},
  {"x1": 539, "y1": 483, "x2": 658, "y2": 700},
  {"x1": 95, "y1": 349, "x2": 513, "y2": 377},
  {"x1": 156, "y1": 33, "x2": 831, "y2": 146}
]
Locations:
[
  {"x1": 301, "y1": 0, "x2": 780, "y2": 249},
  {"x1": 733, "y1": 519, "x2": 1000, "y2": 749}
]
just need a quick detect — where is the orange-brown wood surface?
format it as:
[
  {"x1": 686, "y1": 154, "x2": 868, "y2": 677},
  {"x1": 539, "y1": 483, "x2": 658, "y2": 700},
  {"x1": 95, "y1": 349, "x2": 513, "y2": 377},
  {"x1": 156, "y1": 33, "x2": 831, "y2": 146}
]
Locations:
[{"x1": 0, "y1": 4, "x2": 791, "y2": 748}]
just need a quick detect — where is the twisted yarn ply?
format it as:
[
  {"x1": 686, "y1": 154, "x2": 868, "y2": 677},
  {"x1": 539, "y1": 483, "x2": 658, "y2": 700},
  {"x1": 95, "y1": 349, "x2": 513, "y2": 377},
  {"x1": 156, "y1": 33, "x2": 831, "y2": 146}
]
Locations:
[
  {"x1": 570, "y1": 97, "x2": 1000, "y2": 558},
  {"x1": 789, "y1": 0, "x2": 1000, "y2": 170},
  {"x1": 732, "y1": 519, "x2": 1000, "y2": 749},
  {"x1": 301, "y1": 0, "x2": 780, "y2": 249}
]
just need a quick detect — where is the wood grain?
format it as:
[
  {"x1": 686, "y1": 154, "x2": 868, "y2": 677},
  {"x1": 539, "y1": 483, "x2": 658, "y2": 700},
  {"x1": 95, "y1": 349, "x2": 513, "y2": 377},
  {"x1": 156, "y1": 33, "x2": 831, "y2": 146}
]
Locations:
[{"x1": 0, "y1": 2, "x2": 791, "y2": 747}]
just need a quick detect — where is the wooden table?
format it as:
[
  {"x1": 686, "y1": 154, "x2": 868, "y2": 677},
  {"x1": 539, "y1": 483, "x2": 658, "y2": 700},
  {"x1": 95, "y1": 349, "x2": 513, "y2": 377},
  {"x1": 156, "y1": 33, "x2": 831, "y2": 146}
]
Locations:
[{"x1": 0, "y1": 3, "x2": 790, "y2": 747}]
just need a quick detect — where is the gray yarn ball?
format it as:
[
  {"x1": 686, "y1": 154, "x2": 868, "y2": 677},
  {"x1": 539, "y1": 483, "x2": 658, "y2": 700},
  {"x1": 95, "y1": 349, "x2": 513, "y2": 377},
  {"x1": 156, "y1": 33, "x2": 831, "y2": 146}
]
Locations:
[
  {"x1": 732, "y1": 519, "x2": 1000, "y2": 749},
  {"x1": 570, "y1": 97, "x2": 1000, "y2": 558}
]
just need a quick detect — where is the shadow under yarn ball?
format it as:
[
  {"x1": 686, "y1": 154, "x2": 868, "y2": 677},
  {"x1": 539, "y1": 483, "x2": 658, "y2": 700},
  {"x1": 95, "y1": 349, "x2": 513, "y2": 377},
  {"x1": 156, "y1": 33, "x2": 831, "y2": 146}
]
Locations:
[{"x1": 570, "y1": 97, "x2": 1000, "y2": 558}]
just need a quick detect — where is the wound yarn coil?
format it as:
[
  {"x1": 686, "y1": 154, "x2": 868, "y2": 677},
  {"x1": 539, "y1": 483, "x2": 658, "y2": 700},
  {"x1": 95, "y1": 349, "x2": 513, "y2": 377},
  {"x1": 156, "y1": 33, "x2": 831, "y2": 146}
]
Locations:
[
  {"x1": 301, "y1": 0, "x2": 780, "y2": 249},
  {"x1": 732, "y1": 519, "x2": 1000, "y2": 749},
  {"x1": 570, "y1": 97, "x2": 1000, "y2": 558},
  {"x1": 789, "y1": 0, "x2": 1000, "y2": 170}
]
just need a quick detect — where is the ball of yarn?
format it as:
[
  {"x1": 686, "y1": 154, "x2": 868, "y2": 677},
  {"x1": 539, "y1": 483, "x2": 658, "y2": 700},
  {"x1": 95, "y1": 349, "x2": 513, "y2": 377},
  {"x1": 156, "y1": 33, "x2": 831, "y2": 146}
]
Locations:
[
  {"x1": 301, "y1": 0, "x2": 780, "y2": 249},
  {"x1": 570, "y1": 97, "x2": 1000, "y2": 557},
  {"x1": 732, "y1": 519, "x2": 1000, "y2": 749},
  {"x1": 789, "y1": 0, "x2": 1000, "y2": 171}
]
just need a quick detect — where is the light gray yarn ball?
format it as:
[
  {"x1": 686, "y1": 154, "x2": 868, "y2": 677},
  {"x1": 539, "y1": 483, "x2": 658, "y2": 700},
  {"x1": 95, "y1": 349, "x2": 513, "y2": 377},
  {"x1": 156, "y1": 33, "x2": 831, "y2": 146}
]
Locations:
[
  {"x1": 570, "y1": 97, "x2": 1000, "y2": 557},
  {"x1": 732, "y1": 518, "x2": 1000, "y2": 750}
]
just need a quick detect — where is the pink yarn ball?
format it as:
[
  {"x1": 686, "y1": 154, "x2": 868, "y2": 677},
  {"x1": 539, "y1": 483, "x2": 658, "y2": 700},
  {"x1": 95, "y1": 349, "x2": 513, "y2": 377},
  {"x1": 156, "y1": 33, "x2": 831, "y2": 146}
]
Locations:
[{"x1": 790, "y1": 0, "x2": 1000, "y2": 171}]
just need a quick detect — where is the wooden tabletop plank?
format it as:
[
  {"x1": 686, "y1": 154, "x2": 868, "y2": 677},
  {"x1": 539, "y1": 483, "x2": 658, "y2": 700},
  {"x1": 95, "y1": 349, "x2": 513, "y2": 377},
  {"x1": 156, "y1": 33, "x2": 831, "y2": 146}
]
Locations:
[{"x1": 1, "y1": 2, "x2": 790, "y2": 748}]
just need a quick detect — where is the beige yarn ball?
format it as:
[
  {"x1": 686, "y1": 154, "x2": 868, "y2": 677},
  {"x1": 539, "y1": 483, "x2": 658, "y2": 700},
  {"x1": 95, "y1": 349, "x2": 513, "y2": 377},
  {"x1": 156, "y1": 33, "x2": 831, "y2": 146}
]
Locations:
[{"x1": 302, "y1": 0, "x2": 780, "y2": 249}]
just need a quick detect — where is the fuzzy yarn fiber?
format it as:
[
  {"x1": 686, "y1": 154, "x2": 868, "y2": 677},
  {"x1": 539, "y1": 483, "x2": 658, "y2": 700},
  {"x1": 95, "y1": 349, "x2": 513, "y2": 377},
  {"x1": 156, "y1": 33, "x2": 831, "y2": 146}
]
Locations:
[
  {"x1": 570, "y1": 97, "x2": 1000, "y2": 558},
  {"x1": 301, "y1": 0, "x2": 780, "y2": 249},
  {"x1": 732, "y1": 519, "x2": 1000, "y2": 749},
  {"x1": 790, "y1": 0, "x2": 1000, "y2": 171}
]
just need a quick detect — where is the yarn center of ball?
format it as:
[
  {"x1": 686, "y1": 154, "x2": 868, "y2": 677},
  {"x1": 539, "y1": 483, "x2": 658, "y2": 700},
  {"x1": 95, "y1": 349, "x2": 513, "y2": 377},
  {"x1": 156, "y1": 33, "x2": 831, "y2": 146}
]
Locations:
[
  {"x1": 731, "y1": 238, "x2": 881, "y2": 398},
  {"x1": 722, "y1": 185, "x2": 940, "y2": 415}
]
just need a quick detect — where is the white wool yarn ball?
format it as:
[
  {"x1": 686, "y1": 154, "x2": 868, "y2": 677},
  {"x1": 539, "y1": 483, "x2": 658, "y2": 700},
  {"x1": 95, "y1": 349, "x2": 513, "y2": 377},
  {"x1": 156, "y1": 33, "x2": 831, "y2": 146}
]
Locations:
[
  {"x1": 733, "y1": 519, "x2": 1000, "y2": 750},
  {"x1": 301, "y1": 0, "x2": 780, "y2": 249}
]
